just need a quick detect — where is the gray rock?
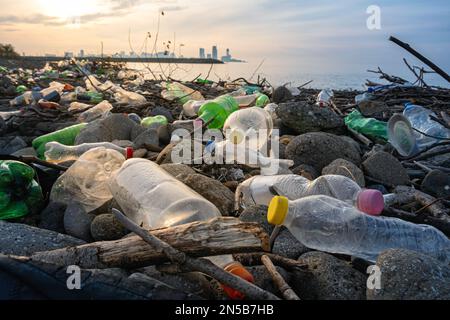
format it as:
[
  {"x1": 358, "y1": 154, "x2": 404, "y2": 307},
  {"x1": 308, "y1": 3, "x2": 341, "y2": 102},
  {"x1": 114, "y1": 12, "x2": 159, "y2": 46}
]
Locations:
[
  {"x1": 140, "y1": 266, "x2": 215, "y2": 299},
  {"x1": 272, "y1": 228, "x2": 310, "y2": 259},
  {"x1": 322, "y1": 158, "x2": 366, "y2": 187},
  {"x1": 133, "y1": 129, "x2": 159, "y2": 149},
  {"x1": 285, "y1": 132, "x2": 361, "y2": 172},
  {"x1": 0, "y1": 136, "x2": 27, "y2": 154},
  {"x1": 12, "y1": 147, "x2": 37, "y2": 157},
  {"x1": 151, "y1": 106, "x2": 174, "y2": 122},
  {"x1": 90, "y1": 214, "x2": 129, "y2": 241},
  {"x1": 111, "y1": 140, "x2": 134, "y2": 148},
  {"x1": 292, "y1": 252, "x2": 367, "y2": 300},
  {"x1": 272, "y1": 86, "x2": 293, "y2": 104},
  {"x1": 161, "y1": 163, "x2": 196, "y2": 178},
  {"x1": 291, "y1": 164, "x2": 319, "y2": 180},
  {"x1": 239, "y1": 205, "x2": 274, "y2": 234},
  {"x1": 362, "y1": 151, "x2": 410, "y2": 186},
  {"x1": 248, "y1": 265, "x2": 291, "y2": 296},
  {"x1": 277, "y1": 101, "x2": 345, "y2": 135},
  {"x1": 63, "y1": 203, "x2": 95, "y2": 242},
  {"x1": 0, "y1": 220, "x2": 85, "y2": 256},
  {"x1": 75, "y1": 114, "x2": 139, "y2": 144},
  {"x1": 367, "y1": 249, "x2": 450, "y2": 300},
  {"x1": 0, "y1": 117, "x2": 6, "y2": 135},
  {"x1": 421, "y1": 170, "x2": 450, "y2": 198},
  {"x1": 130, "y1": 124, "x2": 147, "y2": 141},
  {"x1": 38, "y1": 202, "x2": 67, "y2": 234},
  {"x1": 177, "y1": 174, "x2": 234, "y2": 216}
]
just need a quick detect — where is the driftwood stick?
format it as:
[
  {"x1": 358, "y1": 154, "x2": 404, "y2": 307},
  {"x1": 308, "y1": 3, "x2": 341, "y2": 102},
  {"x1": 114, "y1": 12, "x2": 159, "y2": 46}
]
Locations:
[
  {"x1": 234, "y1": 252, "x2": 309, "y2": 272},
  {"x1": 261, "y1": 255, "x2": 300, "y2": 300},
  {"x1": 414, "y1": 190, "x2": 450, "y2": 219},
  {"x1": 389, "y1": 36, "x2": 450, "y2": 83},
  {"x1": 111, "y1": 209, "x2": 279, "y2": 300}
]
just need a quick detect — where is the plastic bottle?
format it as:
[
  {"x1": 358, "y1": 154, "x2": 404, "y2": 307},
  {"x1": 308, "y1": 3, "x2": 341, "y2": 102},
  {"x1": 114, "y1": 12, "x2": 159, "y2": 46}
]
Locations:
[
  {"x1": 223, "y1": 107, "x2": 274, "y2": 152},
  {"x1": 197, "y1": 95, "x2": 239, "y2": 129},
  {"x1": 234, "y1": 93, "x2": 269, "y2": 108},
  {"x1": 77, "y1": 91, "x2": 104, "y2": 104},
  {"x1": 78, "y1": 100, "x2": 113, "y2": 123},
  {"x1": 264, "y1": 103, "x2": 280, "y2": 121},
  {"x1": 68, "y1": 102, "x2": 91, "y2": 112},
  {"x1": 345, "y1": 110, "x2": 388, "y2": 140},
  {"x1": 237, "y1": 174, "x2": 385, "y2": 216},
  {"x1": 141, "y1": 115, "x2": 168, "y2": 128},
  {"x1": 183, "y1": 99, "x2": 207, "y2": 117},
  {"x1": 161, "y1": 82, "x2": 204, "y2": 105},
  {"x1": 402, "y1": 103, "x2": 450, "y2": 149},
  {"x1": 268, "y1": 195, "x2": 450, "y2": 263},
  {"x1": 316, "y1": 88, "x2": 334, "y2": 107},
  {"x1": 128, "y1": 113, "x2": 142, "y2": 124},
  {"x1": 109, "y1": 159, "x2": 254, "y2": 299},
  {"x1": 0, "y1": 160, "x2": 44, "y2": 220},
  {"x1": 113, "y1": 87, "x2": 147, "y2": 105},
  {"x1": 32, "y1": 123, "x2": 88, "y2": 159},
  {"x1": 44, "y1": 141, "x2": 134, "y2": 164},
  {"x1": 50, "y1": 148, "x2": 126, "y2": 212}
]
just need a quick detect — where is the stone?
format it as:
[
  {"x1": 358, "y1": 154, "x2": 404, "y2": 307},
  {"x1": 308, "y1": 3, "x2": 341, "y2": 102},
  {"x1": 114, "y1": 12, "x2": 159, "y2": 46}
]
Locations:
[
  {"x1": 367, "y1": 249, "x2": 450, "y2": 300},
  {"x1": 292, "y1": 252, "x2": 367, "y2": 300},
  {"x1": 272, "y1": 228, "x2": 310, "y2": 259},
  {"x1": 285, "y1": 132, "x2": 361, "y2": 172},
  {"x1": 239, "y1": 205, "x2": 274, "y2": 234},
  {"x1": 75, "y1": 114, "x2": 139, "y2": 144},
  {"x1": 0, "y1": 220, "x2": 85, "y2": 256},
  {"x1": 130, "y1": 124, "x2": 147, "y2": 141},
  {"x1": 322, "y1": 158, "x2": 366, "y2": 187},
  {"x1": 38, "y1": 201, "x2": 67, "y2": 234},
  {"x1": 0, "y1": 136, "x2": 27, "y2": 154},
  {"x1": 150, "y1": 106, "x2": 174, "y2": 122},
  {"x1": 277, "y1": 101, "x2": 345, "y2": 135},
  {"x1": 132, "y1": 148, "x2": 148, "y2": 158},
  {"x1": 133, "y1": 129, "x2": 160, "y2": 149},
  {"x1": 90, "y1": 214, "x2": 129, "y2": 241},
  {"x1": 0, "y1": 117, "x2": 6, "y2": 135},
  {"x1": 272, "y1": 86, "x2": 293, "y2": 104},
  {"x1": 362, "y1": 151, "x2": 410, "y2": 186},
  {"x1": 12, "y1": 147, "x2": 37, "y2": 157},
  {"x1": 291, "y1": 164, "x2": 319, "y2": 180},
  {"x1": 358, "y1": 100, "x2": 388, "y2": 117},
  {"x1": 111, "y1": 140, "x2": 134, "y2": 148},
  {"x1": 177, "y1": 174, "x2": 235, "y2": 216},
  {"x1": 63, "y1": 203, "x2": 95, "y2": 242},
  {"x1": 421, "y1": 170, "x2": 450, "y2": 198},
  {"x1": 248, "y1": 265, "x2": 292, "y2": 295},
  {"x1": 161, "y1": 163, "x2": 196, "y2": 178}
]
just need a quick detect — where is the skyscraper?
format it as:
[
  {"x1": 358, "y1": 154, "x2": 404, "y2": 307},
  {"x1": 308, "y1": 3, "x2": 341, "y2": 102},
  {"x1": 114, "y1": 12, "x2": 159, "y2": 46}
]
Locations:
[
  {"x1": 212, "y1": 46, "x2": 218, "y2": 60},
  {"x1": 199, "y1": 48, "x2": 205, "y2": 59}
]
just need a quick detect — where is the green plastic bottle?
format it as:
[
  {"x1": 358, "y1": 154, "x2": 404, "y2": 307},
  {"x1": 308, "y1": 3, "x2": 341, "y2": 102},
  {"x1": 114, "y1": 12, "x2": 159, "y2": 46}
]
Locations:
[
  {"x1": 141, "y1": 115, "x2": 169, "y2": 128},
  {"x1": 32, "y1": 123, "x2": 88, "y2": 159},
  {"x1": 345, "y1": 110, "x2": 388, "y2": 140},
  {"x1": 255, "y1": 94, "x2": 270, "y2": 107},
  {"x1": 198, "y1": 95, "x2": 239, "y2": 129},
  {"x1": 0, "y1": 161, "x2": 44, "y2": 220},
  {"x1": 16, "y1": 85, "x2": 28, "y2": 94}
]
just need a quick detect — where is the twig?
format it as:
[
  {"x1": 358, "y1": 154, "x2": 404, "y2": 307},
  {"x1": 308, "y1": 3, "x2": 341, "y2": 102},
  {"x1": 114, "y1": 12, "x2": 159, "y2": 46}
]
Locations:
[
  {"x1": 204, "y1": 63, "x2": 214, "y2": 82},
  {"x1": 261, "y1": 255, "x2": 300, "y2": 300},
  {"x1": 112, "y1": 209, "x2": 279, "y2": 300},
  {"x1": 249, "y1": 59, "x2": 265, "y2": 81},
  {"x1": 269, "y1": 226, "x2": 282, "y2": 251},
  {"x1": 297, "y1": 80, "x2": 313, "y2": 89}
]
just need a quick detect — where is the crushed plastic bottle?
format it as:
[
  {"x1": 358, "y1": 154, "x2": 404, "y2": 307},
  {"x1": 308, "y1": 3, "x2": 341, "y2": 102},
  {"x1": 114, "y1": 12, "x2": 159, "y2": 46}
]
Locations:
[
  {"x1": 32, "y1": 123, "x2": 88, "y2": 159},
  {"x1": 78, "y1": 100, "x2": 113, "y2": 123},
  {"x1": 316, "y1": 88, "x2": 334, "y2": 107},
  {"x1": 197, "y1": 95, "x2": 239, "y2": 129},
  {"x1": 234, "y1": 93, "x2": 270, "y2": 108},
  {"x1": 141, "y1": 115, "x2": 168, "y2": 128},
  {"x1": 77, "y1": 91, "x2": 104, "y2": 104},
  {"x1": 237, "y1": 174, "x2": 385, "y2": 216},
  {"x1": 183, "y1": 99, "x2": 207, "y2": 117},
  {"x1": 51, "y1": 148, "x2": 125, "y2": 212},
  {"x1": 0, "y1": 161, "x2": 44, "y2": 220},
  {"x1": 264, "y1": 103, "x2": 280, "y2": 121},
  {"x1": 68, "y1": 102, "x2": 92, "y2": 112},
  {"x1": 161, "y1": 82, "x2": 204, "y2": 105},
  {"x1": 45, "y1": 141, "x2": 134, "y2": 164},
  {"x1": 109, "y1": 158, "x2": 253, "y2": 299},
  {"x1": 268, "y1": 195, "x2": 450, "y2": 263},
  {"x1": 345, "y1": 110, "x2": 388, "y2": 140},
  {"x1": 113, "y1": 87, "x2": 147, "y2": 105}
]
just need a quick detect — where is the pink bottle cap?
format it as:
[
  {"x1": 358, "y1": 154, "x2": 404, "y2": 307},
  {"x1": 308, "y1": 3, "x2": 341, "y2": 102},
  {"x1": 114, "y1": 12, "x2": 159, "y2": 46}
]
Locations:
[
  {"x1": 356, "y1": 189, "x2": 384, "y2": 216},
  {"x1": 125, "y1": 147, "x2": 134, "y2": 159}
]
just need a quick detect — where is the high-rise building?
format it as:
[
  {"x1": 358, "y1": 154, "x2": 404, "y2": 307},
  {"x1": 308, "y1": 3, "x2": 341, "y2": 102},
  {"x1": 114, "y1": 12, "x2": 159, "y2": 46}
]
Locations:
[
  {"x1": 207, "y1": 53, "x2": 212, "y2": 59},
  {"x1": 199, "y1": 48, "x2": 205, "y2": 59},
  {"x1": 64, "y1": 52, "x2": 74, "y2": 58},
  {"x1": 212, "y1": 46, "x2": 218, "y2": 60}
]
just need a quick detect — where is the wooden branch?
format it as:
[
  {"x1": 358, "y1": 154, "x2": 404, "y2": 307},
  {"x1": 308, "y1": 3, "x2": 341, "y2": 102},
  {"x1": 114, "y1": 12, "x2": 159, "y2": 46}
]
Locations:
[
  {"x1": 389, "y1": 36, "x2": 450, "y2": 83},
  {"x1": 414, "y1": 190, "x2": 450, "y2": 219},
  {"x1": 261, "y1": 255, "x2": 300, "y2": 300},
  {"x1": 234, "y1": 252, "x2": 309, "y2": 272},
  {"x1": 31, "y1": 217, "x2": 270, "y2": 270},
  {"x1": 109, "y1": 209, "x2": 279, "y2": 300}
]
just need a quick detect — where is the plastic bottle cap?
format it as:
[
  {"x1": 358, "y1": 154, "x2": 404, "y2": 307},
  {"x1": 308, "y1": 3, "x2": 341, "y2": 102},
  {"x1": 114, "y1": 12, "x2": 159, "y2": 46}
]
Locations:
[
  {"x1": 222, "y1": 262, "x2": 255, "y2": 300},
  {"x1": 126, "y1": 147, "x2": 134, "y2": 159},
  {"x1": 268, "y1": 196, "x2": 289, "y2": 225},
  {"x1": 356, "y1": 189, "x2": 384, "y2": 216}
]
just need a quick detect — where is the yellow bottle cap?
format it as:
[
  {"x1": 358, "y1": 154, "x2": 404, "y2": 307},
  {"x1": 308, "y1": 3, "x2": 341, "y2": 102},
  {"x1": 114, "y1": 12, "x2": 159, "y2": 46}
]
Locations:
[{"x1": 268, "y1": 196, "x2": 289, "y2": 225}]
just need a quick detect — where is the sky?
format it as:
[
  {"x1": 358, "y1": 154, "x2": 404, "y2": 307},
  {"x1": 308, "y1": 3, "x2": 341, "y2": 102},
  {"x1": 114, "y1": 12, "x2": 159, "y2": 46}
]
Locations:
[{"x1": 0, "y1": 0, "x2": 449, "y2": 77}]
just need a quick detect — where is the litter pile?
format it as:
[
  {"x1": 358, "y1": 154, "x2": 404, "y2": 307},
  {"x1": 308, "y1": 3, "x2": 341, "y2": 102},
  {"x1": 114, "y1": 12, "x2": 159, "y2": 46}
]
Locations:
[{"x1": 0, "y1": 57, "x2": 449, "y2": 301}]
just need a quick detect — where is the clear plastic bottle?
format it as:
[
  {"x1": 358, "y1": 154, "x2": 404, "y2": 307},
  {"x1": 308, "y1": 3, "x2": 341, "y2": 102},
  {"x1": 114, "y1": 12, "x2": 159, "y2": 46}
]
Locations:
[
  {"x1": 237, "y1": 175, "x2": 385, "y2": 216},
  {"x1": 403, "y1": 103, "x2": 450, "y2": 149},
  {"x1": 161, "y1": 82, "x2": 204, "y2": 105},
  {"x1": 109, "y1": 158, "x2": 254, "y2": 299},
  {"x1": 268, "y1": 195, "x2": 450, "y2": 263},
  {"x1": 45, "y1": 141, "x2": 134, "y2": 164},
  {"x1": 78, "y1": 100, "x2": 113, "y2": 123},
  {"x1": 50, "y1": 147, "x2": 126, "y2": 212},
  {"x1": 68, "y1": 102, "x2": 91, "y2": 112},
  {"x1": 183, "y1": 99, "x2": 207, "y2": 117},
  {"x1": 316, "y1": 88, "x2": 334, "y2": 107}
]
